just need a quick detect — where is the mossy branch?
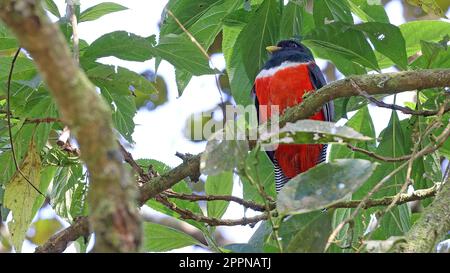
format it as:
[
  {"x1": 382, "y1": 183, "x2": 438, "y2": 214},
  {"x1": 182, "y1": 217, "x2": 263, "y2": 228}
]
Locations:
[{"x1": 0, "y1": 0, "x2": 141, "y2": 252}]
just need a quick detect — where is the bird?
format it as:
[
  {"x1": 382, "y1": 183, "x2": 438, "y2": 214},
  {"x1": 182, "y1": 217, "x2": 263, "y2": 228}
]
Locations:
[{"x1": 252, "y1": 39, "x2": 334, "y2": 192}]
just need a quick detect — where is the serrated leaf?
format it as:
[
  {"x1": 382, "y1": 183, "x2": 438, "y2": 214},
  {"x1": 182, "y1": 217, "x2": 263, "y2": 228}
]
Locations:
[
  {"x1": 86, "y1": 63, "x2": 157, "y2": 95},
  {"x1": 79, "y1": 2, "x2": 128, "y2": 22},
  {"x1": 153, "y1": 34, "x2": 216, "y2": 75},
  {"x1": 4, "y1": 139, "x2": 42, "y2": 252},
  {"x1": 175, "y1": 68, "x2": 192, "y2": 97},
  {"x1": 160, "y1": 0, "x2": 222, "y2": 36},
  {"x1": 205, "y1": 171, "x2": 233, "y2": 219},
  {"x1": 83, "y1": 31, "x2": 156, "y2": 62},
  {"x1": 260, "y1": 120, "x2": 372, "y2": 146},
  {"x1": 143, "y1": 222, "x2": 201, "y2": 252},
  {"x1": 100, "y1": 85, "x2": 137, "y2": 143},
  {"x1": 277, "y1": 159, "x2": 377, "y2": 214}
]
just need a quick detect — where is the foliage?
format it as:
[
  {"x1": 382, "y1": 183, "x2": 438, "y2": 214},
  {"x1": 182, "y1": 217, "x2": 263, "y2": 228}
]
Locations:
[{"x1": 0, "y1": 0, "x2": 448, "y2": 253}]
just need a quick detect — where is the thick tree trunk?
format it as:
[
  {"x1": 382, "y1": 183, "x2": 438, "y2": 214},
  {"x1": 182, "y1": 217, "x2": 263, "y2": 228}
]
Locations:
[{"x1": 0, "y1": 0, "x2": 141, "y2": 252}]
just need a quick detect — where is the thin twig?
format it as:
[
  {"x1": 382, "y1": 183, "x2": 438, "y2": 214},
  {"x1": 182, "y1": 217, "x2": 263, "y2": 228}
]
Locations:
[
  {"x1": 326, "y1": 185, "x2": 439, "y2": 209},
  {"x1": 165, "y1": 9, "x2": 225, "y2": 105},
  {"x1": 6, "y1": 48, "x2": 45, "y2": 197},
  {"x1": 24, "y1": 117, "x2": 62, "y2": 124},
  {"x1": 350, "y1": 79, "x2": 450, "y2": 116},
  {"x1": 156, "y1": 194, "x2": 268, "y2": 226},
  {"x1": 326, "y1": 120, "x2": 450, "y2": 251},
  {"x1": 346, "y1": 144, "x2": 412, "y2": 162},
  {"x1": 162, "y1": 190, "x2": 272, "y2": 212}
]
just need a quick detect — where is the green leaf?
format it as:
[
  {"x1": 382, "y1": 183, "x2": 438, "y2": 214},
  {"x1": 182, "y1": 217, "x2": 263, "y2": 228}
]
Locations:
[
  {"x1": 0, "y1": 56, "x2": 37, "y2": 82},
  {"x1": 330, "y1": 106, "x2": 377, "y2": 160},
  {"x1": 223, "y1": 24, "x2": 253, "y2": 106},
  {"x1": 277, "y1": 159, "x2": 377, "y2": 214},
  {"x1": 44, "y1": 0, "x2": 61, "y2": 18},
  {"x1": 224, "y1": 243, "x2": 260, "y2": 253},
  {"x1": 205, "y1": 171, "x2": 233, "y2": 219},
  {"x1": 200, "y1": 125, "x2": 249, "y2": 175},
  {"x1": 142, "y1": 160, "x2": 207, "y2": 231},
  {"x1": 175, "y1": 68, "x2": 192, "y2": 97},
  {"x1": 352, "y1": 111, "x2": 411, "y2": 240},
  {"x1": 100, "y1": 85, "x2": 137, "y2": 143},
  {"x1": 406, "y1": 0, "x2": 447, "y2": 16},
  {"x1": 160, "y1": 0, "x2": 222, "y2": 36},
  {"x1": 153, "y1": 34, "x2": 216, "y2": 75},
  {"x1": 50, "y1": 164, "x2": 84, "y2": 221},
  {"x1": 412, "y1": 38, "x2": 450, "y2": 69},
  {"x1": 241, "y1": 148, "x2": 276, "y2": 205},
  {"x1": 86, "y1": 63, "x2": 157, "y2": 95},
  {"x1": 313, "y1": 0, "x2": 353, "y2": 27},
  {"x1": 279, "y1": 210, "x2": 334, "y2": 252},
  {"x1": 303, "y1": 22, "x2": 380, "y2": 71},
  {"x1": 0, "y1": 30, "x2": 19, "y2": 51},
  {"x1": 280, "y1": 1, "x2": 314, "y2": 40},
  {"x1": 82, "y1": 31, "x2": 156, "y2": 62},
  {"x1": 143, "y1": 222, "x2": 201, "y2": 252},
  {"x1": 0, "y1": 90, "x2": 56, "y2": 186},
  {"x1": 239, "y1": 0, "x2": 281, "y2": 80},
  {"x1": 168, "y1": 0, "x2": 240, "y2": 89},
  {"x1": 4, "y1": 139, "x2": 42, "y2": 252},
  {"x1": 31, "y1": 166, "x2": 57, "y2": 218},
  {"x1": 188, "y1": 0, "x2": 240, "y2": 49},
  {"x1": 79, "y1": 2, "x2": 128, "y2": 22},
  {"x1": 354, "y1": 22, "x2": 408, "y2": 70},
  {"x1": 377, "y1": 20, "x2": 450, "y2": 68},
  {"x1": 346, "y1": 0, "x2": 389, "y2": 23},
  {"x1": 260, "y1": 120, "x2": 372, "y2": 146}
]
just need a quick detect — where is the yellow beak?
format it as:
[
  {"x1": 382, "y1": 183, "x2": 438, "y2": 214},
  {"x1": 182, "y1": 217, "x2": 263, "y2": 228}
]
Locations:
[{"x1": 266, "y1": 45, "x2": 282, "y2": 53}]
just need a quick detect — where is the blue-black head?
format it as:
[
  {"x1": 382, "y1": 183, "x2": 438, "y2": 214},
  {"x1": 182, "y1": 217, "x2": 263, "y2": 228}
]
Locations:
[{"x1": 263, "y1": 40, "x2": 315, "y2": 69}]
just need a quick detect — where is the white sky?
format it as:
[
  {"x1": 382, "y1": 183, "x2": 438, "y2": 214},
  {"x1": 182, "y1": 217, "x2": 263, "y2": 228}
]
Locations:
[{"x1": 14, "y1": 0, "x2": 450, "y2": 252}]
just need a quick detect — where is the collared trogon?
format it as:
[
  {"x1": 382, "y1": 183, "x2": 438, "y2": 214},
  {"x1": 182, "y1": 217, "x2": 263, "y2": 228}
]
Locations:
[{"x1": 253, "y1": 40, "x2": 334, "y2": 192}]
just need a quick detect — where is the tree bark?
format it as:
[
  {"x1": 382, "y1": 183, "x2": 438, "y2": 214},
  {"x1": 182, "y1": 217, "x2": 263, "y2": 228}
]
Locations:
[
  {"x1": 0, "y1": 0, "x2": 141, "y2": 252},
  {"x1": 393, "y1": 181, "x2": 450, "y2": 252}
]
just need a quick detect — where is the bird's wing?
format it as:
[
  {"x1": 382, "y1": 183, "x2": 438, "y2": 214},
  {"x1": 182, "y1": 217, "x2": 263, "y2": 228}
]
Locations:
[
  {"x1": 308, "y1": 62, "x2": 334, "y2": 165},
  {"x1": 308, "y1": 62, "x2": 334, "y2": 122},
  {"x1": 253, "y1": 85, "x2": 275, "y2": 162}
]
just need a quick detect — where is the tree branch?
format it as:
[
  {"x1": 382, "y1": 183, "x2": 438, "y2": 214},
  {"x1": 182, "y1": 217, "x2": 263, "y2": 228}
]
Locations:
[
  {"x1": 36, "y1": 67, "x2": 450, "y2": 252},
  {"x1": 393, "y1": 181, "x2": 450, "y2": 252},
  {"x1": 162, "y1": 191, "x2": 272, "y2": 212},
  {"x1": 155, "y1": 195, "x2": 268, "y2": 227},
  {"x1": 326, "y1": 184, "x2": 439, "y2": 209},
  {"x1": 0, "y1": 0, "x2": 141, "y2": 252},
  {"x1": 35, "y1": 216, "x2": 90, "y2": 253}
]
